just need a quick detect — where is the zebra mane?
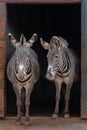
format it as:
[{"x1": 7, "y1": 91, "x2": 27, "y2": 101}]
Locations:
[
  {"x1": 59, "y1": 37, "x2": 69, "y2": 48},
  {"x1": 50, "y1": 36, "x2": 69, "y2": 49}
]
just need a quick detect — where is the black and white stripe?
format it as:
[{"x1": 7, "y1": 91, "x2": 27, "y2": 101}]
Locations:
[
  {"x1": 40, "y1": 36, "x2": 79, "y2": 118},
  {"x1": 7, "y1": 33, "x2": 40, "y2": 125},
  {"x1": 56, "y1": 51, "x2": 71, "y2": 78}
]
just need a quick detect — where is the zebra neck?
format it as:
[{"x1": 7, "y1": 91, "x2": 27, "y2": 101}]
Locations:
[{"x1": 57, "y1": 50, "x2": 71, "y2": 78}]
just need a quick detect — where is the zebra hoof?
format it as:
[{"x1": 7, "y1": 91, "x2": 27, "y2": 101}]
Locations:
[
  {"x1": 15, "y1": 120, "x2": 22, "y2": 126},
  {"x1": 25, "y1": 121, "x2": 31, "y2": 126},
  {"x1": 64, "y1": 114, "x2": 70, "y2": 119},
  {"x1": 52, "y1": 113, "x2": 58, "y2": 119}
]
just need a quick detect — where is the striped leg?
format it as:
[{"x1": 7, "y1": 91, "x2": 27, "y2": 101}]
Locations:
[
  {"x1": 13, "y1": 85, "x2": 22, "y2": 125},
  {"x1": 25, "y1": 87, "x2": 33, "y2": 126},
  {"x1": 52, "y1": 82, "x2": 61, "y2": 119},
  {"x1": 64, "y1": 83, "x2": 72, "y2": 118}
]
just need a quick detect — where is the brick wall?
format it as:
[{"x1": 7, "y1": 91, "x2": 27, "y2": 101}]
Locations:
[{"x1": 0, "y1": 2, "x2": 6, "y2": 117}]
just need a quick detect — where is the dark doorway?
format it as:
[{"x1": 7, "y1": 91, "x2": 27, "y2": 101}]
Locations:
[{"x1": 6, "y1": 4, "x2": 81, "y2": 116}]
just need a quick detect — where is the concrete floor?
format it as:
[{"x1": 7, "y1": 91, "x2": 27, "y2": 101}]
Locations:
[{"x1": 0, "y1": 117, "x2": 87, "y2": 130}]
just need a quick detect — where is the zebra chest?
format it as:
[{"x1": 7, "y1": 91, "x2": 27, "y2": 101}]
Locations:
[
  {"x1": 56, "y1": 59, "x2": 71, "y2": 78},
  {"x1": 13, "y1": 79, "x2": 33, "y2": 90},
  {"x1": 56, "y1": 76, "x2": 70, "y2": 84},
  {"x1": 16, "y1": 84, "x2": 23, "y2": 90}
]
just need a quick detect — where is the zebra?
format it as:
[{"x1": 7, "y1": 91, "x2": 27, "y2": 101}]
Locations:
[
  {"x1": 40, "y1": 36, "x2": 79, "y2": 119},
  {"x1": 7, "y1": 33, "x2": 40, "y2": 126}
]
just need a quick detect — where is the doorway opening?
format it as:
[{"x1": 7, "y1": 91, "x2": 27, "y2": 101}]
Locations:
[{"x1": 6, "y1": 4, "x2": 81, "y2": 116}]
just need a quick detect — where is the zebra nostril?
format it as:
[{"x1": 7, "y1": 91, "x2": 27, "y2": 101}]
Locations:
[
  {"x1": 16, "y1": 70, "x2": 18, "y2": 73},
  {"x1": 19, "y1": 75, "x2": 24, "y2": 80}
]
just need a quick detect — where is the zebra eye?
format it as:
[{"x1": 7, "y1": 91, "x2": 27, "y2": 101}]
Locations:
[
  {"x1": 55, "y1": 55, "x2": 58, "y2": 58},
  {"x1": 15, "y1": 63, "x2": 18, "y2": 73},
  {"x1": 27, "y1": 55, "x2": 29, "y2": 57},
  {"x1": 26, "y1": 67, "x2": 30, "y2": 74}
]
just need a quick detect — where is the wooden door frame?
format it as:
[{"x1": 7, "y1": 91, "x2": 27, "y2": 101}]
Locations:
[
  {"x1": 81, "y1": 0, "x2": 87, "y2": 119},
  {"x1": 1, "y1": 0, "x2": 87, "y2": 118}
]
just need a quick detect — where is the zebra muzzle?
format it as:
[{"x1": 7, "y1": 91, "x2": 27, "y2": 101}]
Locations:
[
  {"x1": 19, "y1": 74, "x2": 24, "y2": 81},
  {"x1": 46, "y1": 68, "x2": 56, "y2": 80},
  {"x1": 46, "y1": 72, "x2": 53, "y2": 80}
]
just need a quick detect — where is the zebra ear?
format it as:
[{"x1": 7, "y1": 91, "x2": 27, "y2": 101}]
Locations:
[
  {"x1": 26, "y1": 33, "x2": 37, "y2": 47},
  {"x1": 59, "y1": 37, "x2": 69, "y2": 48},
  {"x1": 50, "y1": 36, "x2": 60, "y2": 49},
  {"x1": 40, "y1": 38, "x2": 50, "y2": 50},
  {"x1": 20, "y1": 34, "x2": 26, "y2": 45},
  {"x1": 8, "y1": 33, "x2": 19, "y2": 48}
]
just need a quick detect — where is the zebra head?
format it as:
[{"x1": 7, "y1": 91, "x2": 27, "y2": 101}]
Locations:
[
  {"x1": 40, "y1": 36, "x2": 69, "y2": 80},
  {"x1": 8, "y1": 33, "x2": 37, "y2": 83}
]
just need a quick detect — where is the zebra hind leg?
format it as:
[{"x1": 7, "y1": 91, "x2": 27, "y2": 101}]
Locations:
[{"x1": 64, "y1": 83, "x2": 72, "y2": 118}]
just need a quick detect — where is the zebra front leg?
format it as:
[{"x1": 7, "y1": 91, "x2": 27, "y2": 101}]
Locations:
[
  {"x1": 13, "y1": 86, "x2": 22, "y2": 126},
  {"x1": 64, "y1": 83, "x2": 72, "y2": 118},
  {"x1": 16, "y1": 94, "x2": 22, "y2": 125},
  {"x1": 25, "y1": 87, "x2": 33, "y2": 126},
  {"x1": 52, "y1": 83, "x2": 61, "y2": 119}
]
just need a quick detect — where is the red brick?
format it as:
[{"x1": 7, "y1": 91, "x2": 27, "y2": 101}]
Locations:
[
  {"x1": 0, "y1": 40, "x2": 6, "y2": 70},
  {"x1": 0, "y1": 88, "x2": 4, "y2": 117},
  {"x1": 0, "y1": 21, "x2": 6, "y2": 29},
  {"x1": 0, "y1": 31, "x2": 6, "y2": 40},
  {"x1": 0, "y1": 79, "x2": 5, "y2": 88},
  {"x1": 0, "y1": 71, "x2": 5, "y2": 81}
]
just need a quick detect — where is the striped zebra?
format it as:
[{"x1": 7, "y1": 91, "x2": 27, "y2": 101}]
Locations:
[
  {"x1": 7, "y1": 33, "x2": 40, "y2": 126},
  {"x1": 40, "y1": 36, "x2": 79, "y2": 119}
]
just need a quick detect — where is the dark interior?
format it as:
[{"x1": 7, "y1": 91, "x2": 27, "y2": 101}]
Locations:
[{"x1": 6, "y1": 4, "x2": 81, "y2": 116}]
